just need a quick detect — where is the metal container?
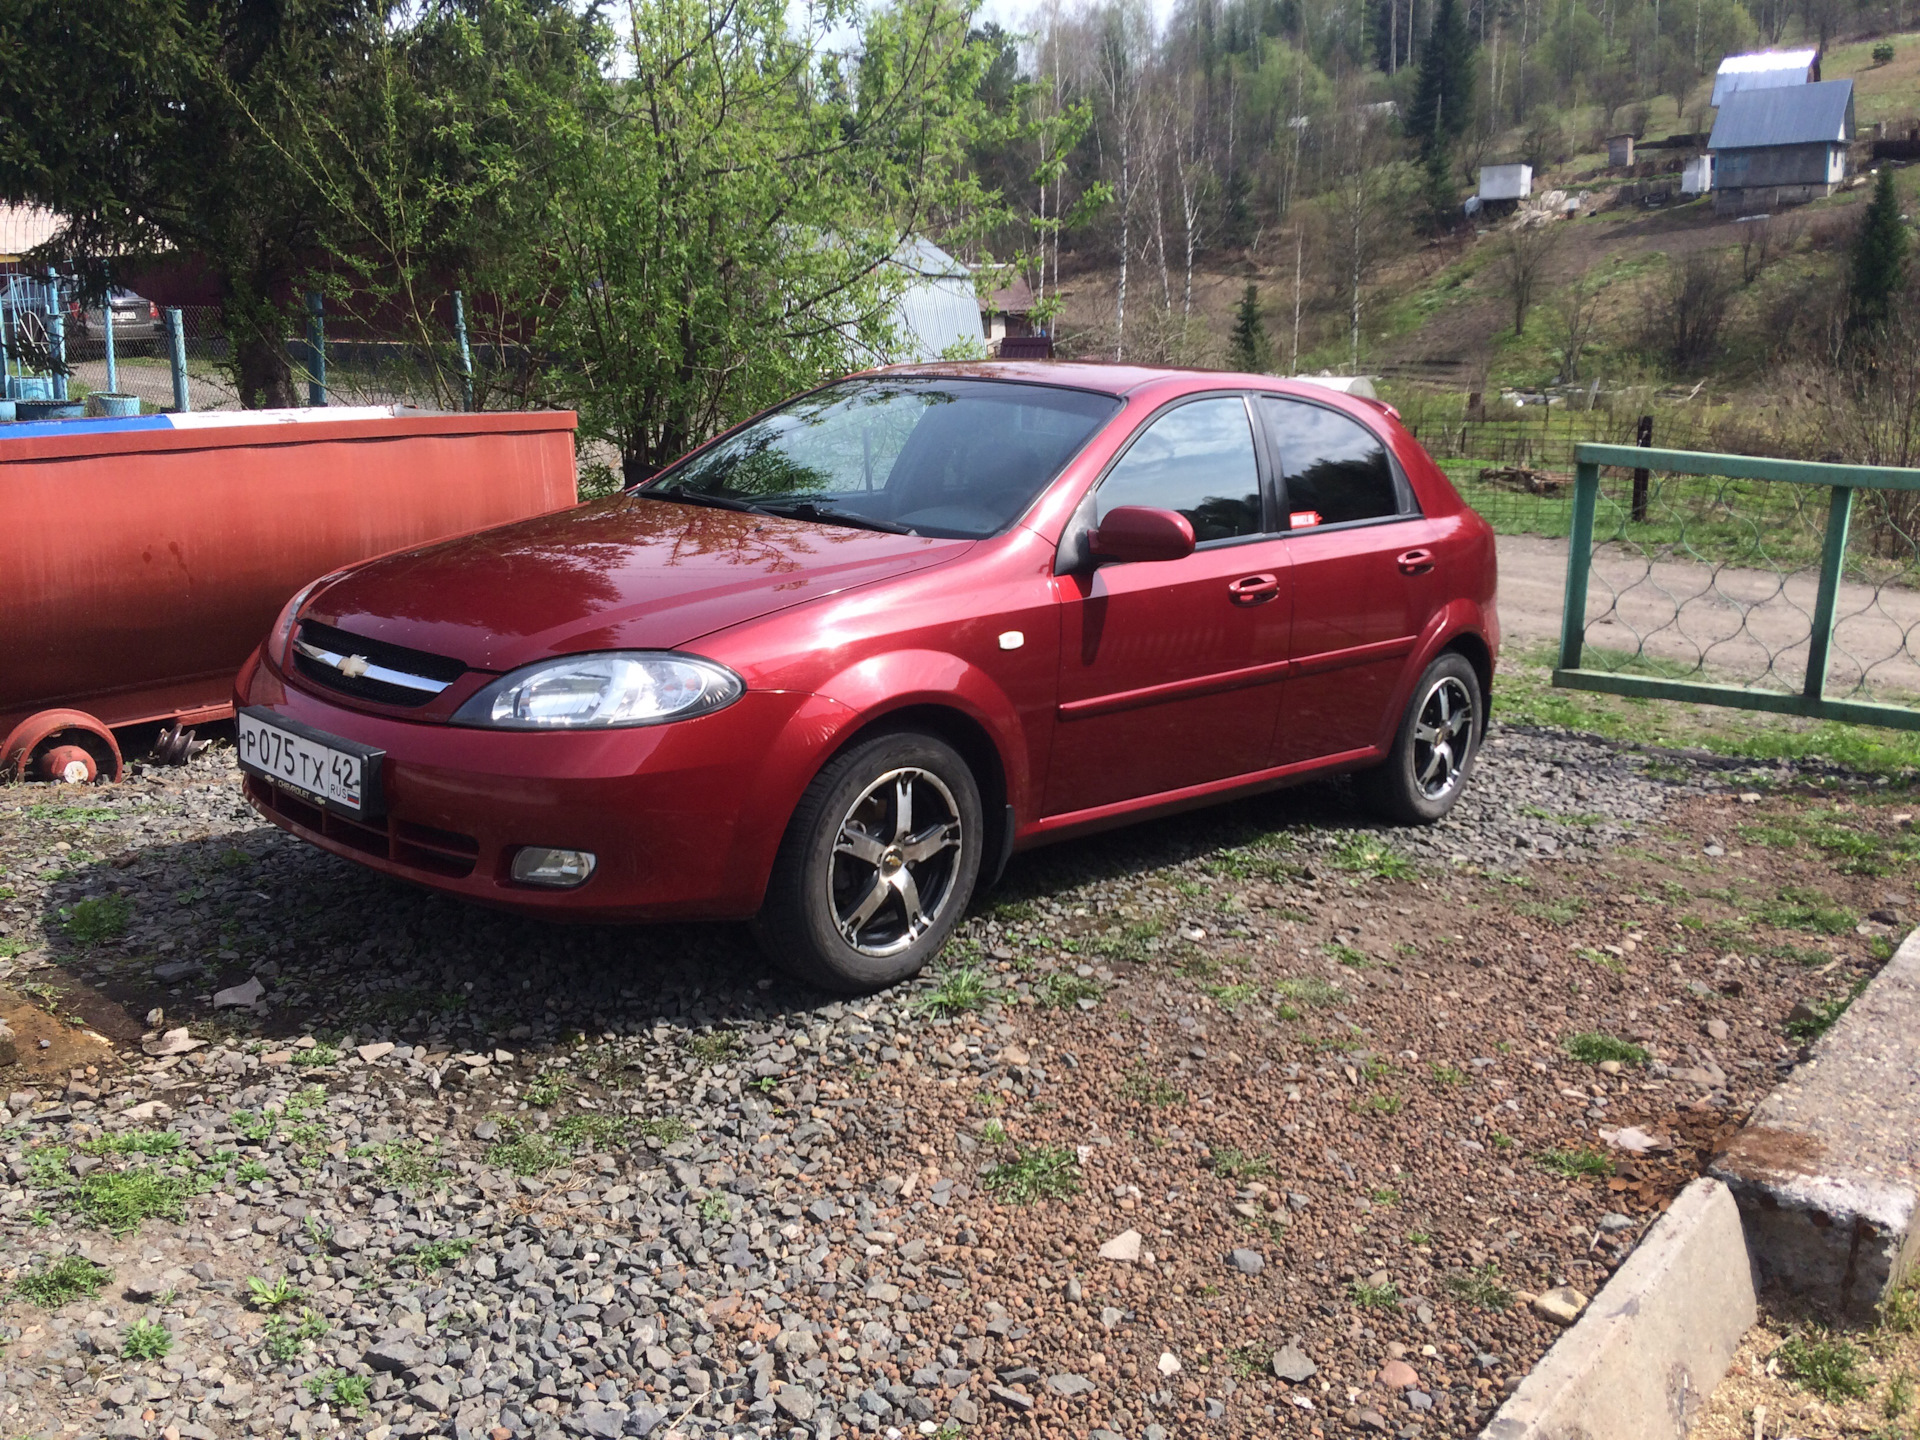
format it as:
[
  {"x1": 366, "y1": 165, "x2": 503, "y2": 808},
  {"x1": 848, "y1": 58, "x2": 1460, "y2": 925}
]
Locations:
[
  {"x1": 17, "y1": 398, "x2": 84, "y2": 420},
  {"x1": 2, "y1": 406, "x2": 577, "y2": 780},
  {"x1": 85, "y1": 393, "x2": 141, "y2": 418},
  {"x1": 0, "y1": 402, "x2": 14, "y2": 423}
]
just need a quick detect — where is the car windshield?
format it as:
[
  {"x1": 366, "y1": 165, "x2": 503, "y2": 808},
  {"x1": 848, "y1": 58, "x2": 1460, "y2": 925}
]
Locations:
[{"x1": 638, "y1": 378, "x2": 1121, "y2": 539}]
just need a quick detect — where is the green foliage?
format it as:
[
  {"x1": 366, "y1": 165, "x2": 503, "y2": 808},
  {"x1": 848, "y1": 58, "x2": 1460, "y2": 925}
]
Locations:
[
  {"x1": 1537, "y1": 1146, "x2": 1614, "y2": 1179},
  {"x1": 921, "y1": 966, "x2": 991, "y2": 1016},
  {"x1": 1275, "y1": 975, "x2": 1345, "y2": 1007},
  {"x1": 62, "y1": 894, "x2": 131, "y2": 943},
  {"x1": 1034, "y1": 972, "x2": 1102, "y2": 1009},
  {"x1": 1562, "y1": 1032, "x2": 1648, "y2": 1066},
  {"x1": 1119, "y1": 1068, "x2": 1185, "y2": 1107},
  {"x1": 1754, "y1": 888, "x2": 1853, "y2": 935},
  {"x1": 1351, "y1": 1279, "x2": 1401, "y2": 1309},
  {"x1": 982, "y1": 1145, "x2": 1079, "y2": 1203},
  {"x1": 246, "y1": 1275, "x2": 303, "y2": 1311},
  {"x1": 1786, "y1": 978, "x2": 1870, "y2": 1040},
  {"x1": 261, "y1": 1308, "x2": 328, "y2": 1364},
  {"x1": 14, "y1": 1255, "x2": 111, "y2": 1308},
  {"x1": 1444, "y1": 1264, "x2": 1513, "y2": 1310},
  {"x1": 1775, "y1": 1333, "x2": 1869, "y2": 1403},
  {"x1": 1228, "y1": 284, "x2": 1273, "y2": 373},
  {"x1": 121, "y1": 1319, "x2": 172, "y2": 1361},
  {"x1": 394, "y1": 1238, "x2": 473, "y2": 1276},
  {"x1": 1330, "y1": 837, "x2": 1416, "y2": 880},
  {"x1": 1849, "y1": 168, "x2": 1911, "y2": 339},
  {"x1": 76, "y1": 1170, "x2": 192, "y2": 1233},
  {"x1": 685, "y1": 1032, "x2": 738, "y2": 1063},
  {"x1": 1208, "y1": 1147, "x2": 1273, "y2": 1180},
  {"x1": 307, "y1": 1368, "x2": 372, "y2": 1411},
  {"x1": 637, "y1": 1116, "x2": 691, "y2": 1144},
  {"x1": 80, "y1": 1131, "x2": 184, "y2": 1157},
  {"x1": 1872, "y1": 41, "x2": 1896, "y2": 64},
  {"x1": 523, "y1": 1071, "x2": 573, "y2": 1107}
]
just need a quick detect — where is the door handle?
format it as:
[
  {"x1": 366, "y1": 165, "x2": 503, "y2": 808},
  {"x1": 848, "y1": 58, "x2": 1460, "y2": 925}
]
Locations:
[
  {"x1": 1396, "y1": 549, "x2": 1435, "y2": 575},
  {"x1": 1228, "y1": 573, "x2": 1280, "y2": 604}
]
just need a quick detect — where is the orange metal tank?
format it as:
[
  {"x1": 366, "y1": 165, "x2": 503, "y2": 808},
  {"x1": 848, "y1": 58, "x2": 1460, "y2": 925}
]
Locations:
[{"x1": 1, "y1": 406, "x2": 577, "y2": 779}]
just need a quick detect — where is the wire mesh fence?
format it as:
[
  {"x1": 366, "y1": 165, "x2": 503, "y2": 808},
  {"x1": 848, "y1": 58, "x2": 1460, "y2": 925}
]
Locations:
[{"x1": 1558, "y1": 446, "x2": 1920, "y2": 722}]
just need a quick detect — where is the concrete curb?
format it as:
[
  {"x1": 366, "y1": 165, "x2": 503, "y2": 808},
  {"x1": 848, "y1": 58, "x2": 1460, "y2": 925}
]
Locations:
[
  {"x1": 1481, "y1": 1178, "x2": 1756, "y2": 1440},
  {"x1": 1707, "y1": 925, "x2": 1920, "y2": 1319}
]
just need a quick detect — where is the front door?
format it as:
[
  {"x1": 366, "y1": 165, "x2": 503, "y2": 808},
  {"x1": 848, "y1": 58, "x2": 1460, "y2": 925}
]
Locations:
[
  {"x1": 1047, "y1": 395, "x2": 1294, "y2": 817},
  {"x1": 1256, "y1": 394, "x2": 1446, "y2": 768}
]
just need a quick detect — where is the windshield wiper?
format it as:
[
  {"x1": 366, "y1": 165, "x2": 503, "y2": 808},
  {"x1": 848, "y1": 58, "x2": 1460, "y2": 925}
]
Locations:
[
  {"x1": 752, "y1": 499, "x2": 918, "y2": 535},
  {"x1": 637, "y1": 484, "x2": 762, "y2": 514}
]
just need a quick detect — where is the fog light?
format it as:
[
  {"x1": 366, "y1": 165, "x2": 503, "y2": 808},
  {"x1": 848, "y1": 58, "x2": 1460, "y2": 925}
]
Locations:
[{"x1": 511, "y1": 847, "x2": 597, "y2": 888}]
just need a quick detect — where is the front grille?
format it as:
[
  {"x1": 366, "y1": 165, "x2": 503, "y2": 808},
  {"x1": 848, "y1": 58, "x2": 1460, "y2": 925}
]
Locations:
[
  {"x1": 293, "y1": 619, "x2": 467, "y2": 709},
  {"x1": 246, "y1": 775, "x2": 478, "y2": 878}
]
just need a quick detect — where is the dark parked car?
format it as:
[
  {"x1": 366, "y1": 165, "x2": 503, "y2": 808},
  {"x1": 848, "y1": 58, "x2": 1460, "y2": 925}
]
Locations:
[
  {"x1": 69, "y1": 289, "x2": 161, "y2": 343},
  {"x1": 234, "y1": 363, "x2": 1500, "y2": 992}
]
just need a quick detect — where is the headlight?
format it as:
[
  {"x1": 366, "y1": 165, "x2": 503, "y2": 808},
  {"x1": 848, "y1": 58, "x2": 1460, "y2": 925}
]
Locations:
[
  {"x1": 266, "y1": 572, "x2": 345, "y2": 671},
  {"x1": 453, "y1": 653, "x2": 743, "y2": 729}
]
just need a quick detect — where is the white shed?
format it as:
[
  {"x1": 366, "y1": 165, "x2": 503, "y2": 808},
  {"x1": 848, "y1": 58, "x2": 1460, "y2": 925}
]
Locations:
[
  {"x1": 1478, "y1": 164, "x2": 1534, "y2": 201},
  {"x1": 882, "y1": 236, "x2": 981, "y2": 362},
  {"x1": 1681, "y1": 154, "x2": 1715, "y2": 194}
]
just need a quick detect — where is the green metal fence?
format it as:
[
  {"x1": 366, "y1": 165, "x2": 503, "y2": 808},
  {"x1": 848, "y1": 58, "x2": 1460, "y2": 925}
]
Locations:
[{"x1": 1555, "y1": 443, "x2": 1920, "y2": 731}]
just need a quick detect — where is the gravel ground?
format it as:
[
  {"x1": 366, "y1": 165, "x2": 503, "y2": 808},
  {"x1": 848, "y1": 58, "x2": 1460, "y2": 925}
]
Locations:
[{"x1": 0, "y1": 725, "x2": 1907, "y2": 1440}]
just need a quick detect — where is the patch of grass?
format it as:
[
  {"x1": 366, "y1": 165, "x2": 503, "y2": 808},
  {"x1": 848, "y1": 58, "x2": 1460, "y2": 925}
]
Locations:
[
  {"x1": 1887, "y1": 1370, "x2": 1915, "y2": 1421},
  {"x1": 1884, "y1": 1284, "x2": 1920, "y2": 1335},
  {"x1": 920, "y1": 966, "x2": 991, "y2": 1016},
  {"x1": 14, "y1": 1255, "x2": 111, "y2": 1308},
  {"x1": 291, "y1": 1043, "x2": 341, "y2": 1067},
  {"x1": 1776, "y1": 1333, "x2": 1870, "y2": 1403},
  {"x1": 1429, "y1": 1063, "x2": 1470, "y2": 1085},
  {"x1": 1370, "y1": 1187, "x2": 1401, "y2": 1206},
  {"x1": 80, "y1": 1130, "x2": 183, "y2": 1157},
  {"x1": 1330, "y1": 837, "x2": 1416, "y2": 881},
  {"x1": 1562, "y1": 1031, "x2": 1649, "y2": 1066},
  {"x1": 61, "y1": 893, "x2": 132, "y2": 944},
  {"x1": 26, "y1": 1145, "x2": 73, "y2": 1189},
  {"x1": 1223, "y1": 1344, "x2": 1268, "y2": 1378},
  {"x1": 699, "y1": 1193, "x2": 732, "y2": 1223},
  {"x1": 369, "y1": 1140, "x2": 437, "y2": 1192},
  {"x1": 121, "y1": 1318, "x2": 172, "y2": 1360},
  {"x1": 1351, "y1": 1279, "x2": 1401, "y2": 1309},
  {"x1": 1787, "y1": 977, "x2": 1871, "y2": 1040},
  {"x1": 24, "y1": 803, "x2": 116, "y2": 823},
  {"x1": 1034, "y1": 972, "x2": 1102, "y2": 1009},
  {"x1": 637, "y1": 1116, "x2": 691, "y2": 1144},
  {"x1": 77, "y1": 1170, "x2": 191, "y2": 1233},
  {"x1": 1275, "y1": 975, "x2": 1345, "y2": 1006},
  {"x1": 1323, "y1": 941, "x2": 1371, "y2": 968},
  {"x1": 522, "y1": 1072, "x2": 572, "y2": 1107},
  {"x1": 1091, "y1": 921, "x2": 1166, "y2": 963},
  {"x1": 1209, "y1": 1147, "x2": 1273, "y2": 1180},
  {"x1": 305, "y1": 1369, "x2": 371, "y2": 1412},
  {"x1": 1514, "y1": 898, "x2": 1585, "y2": 926},
  {"x1": 982, "y1": 1145, "x2": 1079, "y2": 1204},
  {"x1": 1444, "y1": 1264, "x2": 1514, "y2": 1311},
  {"x1": 685, "y1": 1031, "x2": 738, "y2": 1063},
  {"x1": 246, "y1": 1274, "x2": 302, "y2": 1311},
  {"x1": 1352, "y1": 1093, "x2": 1405, "y2": 1116},
  {"x1": 261, "y1": 1307, "x2": 327, "y2": 1365},
  {"x1": 235, "y1": 1159, "x2": 270, "y2": 1184},
  {"x1": 979, "y1": 1118, "x2": 1008, "y2": 1145},
  {"x1": 1753, "y1": 887, "x2": 1854, "y2": 935},
  {"x1": 1201, "y1": 981, "x2": 1260, "y2": 1009},
  {"x1": 1537, "y1": 1146, "x2": 1615, "y2": 1179},
  {"x1": 1769, "y1": 942, "x2": 1834, "y2": 966},
  {"x1": 394, "y1": 1238, "x2": 473, "y2": 1276},
  {"x1": 1118, "y1": 1068, "x2": 1185, "y2": 1108}
]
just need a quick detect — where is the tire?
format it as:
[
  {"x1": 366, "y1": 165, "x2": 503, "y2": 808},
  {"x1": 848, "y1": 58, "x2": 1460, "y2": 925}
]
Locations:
[
  {"x1": 1354, "y1": 652, "x2": 1483, "y2": 825},
  {"x1": 752, "y1": 731, "x2": 984, "y2": 993}
]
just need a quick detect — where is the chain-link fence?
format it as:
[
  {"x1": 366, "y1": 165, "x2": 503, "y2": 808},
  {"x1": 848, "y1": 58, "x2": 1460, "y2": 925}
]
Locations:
[{"x1": 1556, "y1": 445, "x2": 1920, "y2": 723}]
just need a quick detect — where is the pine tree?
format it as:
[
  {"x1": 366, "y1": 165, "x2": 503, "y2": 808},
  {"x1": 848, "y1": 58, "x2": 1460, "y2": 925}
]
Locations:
[
  {"x1": 1407, "y1": 0, "x2": 1474, "y2": 156},
  {"x1": 1229, "y1": 284, "x2": 1275, "y2": 373},
  {"x1": 1848, "y1": 167, "x2": 1911, "y2": 340},
  {"x1": 1423, "y1": 139, "x2": 1459, "y2": 232}
]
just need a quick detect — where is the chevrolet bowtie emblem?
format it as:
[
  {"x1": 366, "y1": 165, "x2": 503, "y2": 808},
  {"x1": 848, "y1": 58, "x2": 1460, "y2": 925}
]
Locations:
[{"x1": 337, "y1": 654, "x2": 370, "y2": 679}]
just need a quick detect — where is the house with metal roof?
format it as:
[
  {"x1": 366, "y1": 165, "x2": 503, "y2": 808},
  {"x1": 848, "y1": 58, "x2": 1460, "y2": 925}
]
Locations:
[
  {"x1": 1707, "y1": 78, "x2": 1854, "y2": 213},
  {"x1": 1710, "y1": 48, "x2": 1821, "y2": 108}
]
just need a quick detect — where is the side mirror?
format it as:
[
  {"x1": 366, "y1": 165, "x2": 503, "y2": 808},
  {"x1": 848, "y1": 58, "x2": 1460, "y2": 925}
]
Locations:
[{"x1": 1088, "y1": 505, "x2": 1196, "y2": 564}]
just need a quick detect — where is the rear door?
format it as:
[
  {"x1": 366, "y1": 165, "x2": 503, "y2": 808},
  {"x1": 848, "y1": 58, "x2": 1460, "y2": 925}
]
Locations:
[
  {"x1": 1255, "y1": 395, "x2": 1448, "y2": 768},
  {"x1": 1046, "y1": 394, "x2": 1294, "y2": 816}
]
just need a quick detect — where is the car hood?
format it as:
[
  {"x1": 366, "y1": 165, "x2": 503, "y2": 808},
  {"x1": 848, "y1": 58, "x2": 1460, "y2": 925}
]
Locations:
[{"x1": 305, "y1": 493, "x2": 974, "y2": 670}]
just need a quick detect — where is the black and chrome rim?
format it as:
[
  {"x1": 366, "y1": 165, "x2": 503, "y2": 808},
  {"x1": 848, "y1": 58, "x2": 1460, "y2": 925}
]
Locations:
[
  {"x1": 1412, "y1": 675, "x2": 1475, "y2": 800},
  {"x1": 829, "y1": 767, "x2": 964, "y2": 957}
]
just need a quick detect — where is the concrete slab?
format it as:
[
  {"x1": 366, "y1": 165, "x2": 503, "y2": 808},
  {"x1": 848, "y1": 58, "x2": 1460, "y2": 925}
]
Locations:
[
  {"x1": 1483, "y1": 1178, "x2": 1756, "y2": 1440},
  {"x1": 1708, "y1": 927, "x2": 1920, "y2": 1319}
]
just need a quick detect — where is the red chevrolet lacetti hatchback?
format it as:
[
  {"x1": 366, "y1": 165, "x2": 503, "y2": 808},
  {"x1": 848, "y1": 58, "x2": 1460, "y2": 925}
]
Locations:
[{"x1": 235, "y1": 363, "x2": 1499, "y2": 991}]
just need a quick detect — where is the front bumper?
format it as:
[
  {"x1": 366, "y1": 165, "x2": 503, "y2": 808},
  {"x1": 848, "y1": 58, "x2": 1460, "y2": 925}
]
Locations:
[{"x1": 234, "y1": 649, "x2": 826, "y2": 921}]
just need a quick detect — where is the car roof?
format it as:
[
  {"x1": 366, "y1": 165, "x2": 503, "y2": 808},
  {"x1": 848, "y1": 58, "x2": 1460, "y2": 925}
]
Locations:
[{"x1": 861, "y1": 360, "x2": 1378, "y2": 405}]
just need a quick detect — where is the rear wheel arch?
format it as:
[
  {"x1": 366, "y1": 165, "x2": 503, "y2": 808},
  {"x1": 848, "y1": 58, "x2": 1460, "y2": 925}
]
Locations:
[{"x1": 1440, "y1": 631, "x2": 1494, "y2": 735}]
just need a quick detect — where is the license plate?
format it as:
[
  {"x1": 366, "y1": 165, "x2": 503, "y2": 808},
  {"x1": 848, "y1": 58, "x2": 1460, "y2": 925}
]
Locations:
[{"x1": 237, "y1": 707, "x2": 384, "y2": 817}]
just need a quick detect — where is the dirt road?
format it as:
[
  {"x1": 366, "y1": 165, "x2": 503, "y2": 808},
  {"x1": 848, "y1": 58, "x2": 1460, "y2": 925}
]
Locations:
[{"x1": 1495, "y1": 534, "x2": 1920, "y2": 699}]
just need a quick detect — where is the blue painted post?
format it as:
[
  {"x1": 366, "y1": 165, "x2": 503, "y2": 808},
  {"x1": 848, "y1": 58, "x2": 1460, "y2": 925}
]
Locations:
[
  {"x1": 452, "y1": 290, "x2": 474, "y2": 412},
  {"x1": 0, "y1": 278, "x2": 13, "y2": 399},
  {"x1": 306, "y1": 292, "x2": 327, "y2": 407},
  {"x1": 46, "y1": 272, "x2": 68, "y2": 402},
  {"x1": 163, "y1": 307, "x2": 191, "y2": 412},
  {"x1": 103, "y1": 282, "x2": 119, "y2": 395}
]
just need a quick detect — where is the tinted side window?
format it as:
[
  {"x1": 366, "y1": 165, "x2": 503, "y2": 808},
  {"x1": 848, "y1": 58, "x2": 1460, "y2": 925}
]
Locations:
[
  {"x1": 1096, "y1": 398, "x2": 1261, "y2": 542},
  {"x1": 1259, "y1": 397, "x2": 1403, "y2": 527}
]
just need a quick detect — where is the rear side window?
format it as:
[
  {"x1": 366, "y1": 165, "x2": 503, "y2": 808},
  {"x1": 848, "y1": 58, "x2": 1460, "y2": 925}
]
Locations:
[
  {"x1": 1259, "y1": 397, "x2": 1403, "y2": 528},
  {"x1": 1096, "y1": 397, "x2": 1262, "y2": 542}
]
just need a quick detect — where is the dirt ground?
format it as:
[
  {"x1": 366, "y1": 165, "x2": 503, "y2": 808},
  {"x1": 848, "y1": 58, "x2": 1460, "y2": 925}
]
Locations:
[{"x1": 0, "y1": 730, "x2": 1914, "y2": 1439}]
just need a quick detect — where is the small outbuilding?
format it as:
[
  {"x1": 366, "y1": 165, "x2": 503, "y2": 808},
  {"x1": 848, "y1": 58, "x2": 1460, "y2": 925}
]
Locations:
[
  {"x1": 1681, "y1": 154, "x2": 1715, "y2": 195},
  {"x1": 1607, "y1": 135, "x2": 1635, "y2": 167},
  {"x1": 1710, "y1": 48, "x2": 1821, "y2": 108},
  {"x1": 1707, "y1": 78, "x2": 1854, "y2": 213},
  {"x1": 1477, "y1": 164, "x2": 1533, "y2": 213}
]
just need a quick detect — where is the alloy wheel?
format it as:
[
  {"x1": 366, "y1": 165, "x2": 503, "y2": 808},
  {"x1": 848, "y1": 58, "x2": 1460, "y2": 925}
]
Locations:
[
  {"x1": 1411, "y1": 675, "x2": 1475, "y2": 800},
  {"x1": 828, "y1": 766, "x2": 965, "y2": 957}
]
